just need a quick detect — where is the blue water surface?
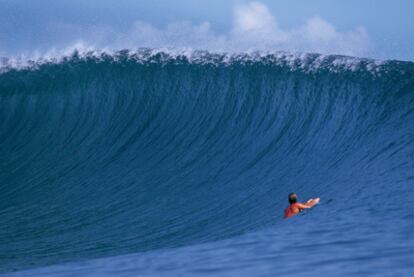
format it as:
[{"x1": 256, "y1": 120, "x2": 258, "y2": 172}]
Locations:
[{"x1": 1, "y1": 50, "x2": 413, "y2": 276}]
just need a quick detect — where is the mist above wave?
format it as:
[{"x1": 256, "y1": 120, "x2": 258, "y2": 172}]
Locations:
[{"x1": 0, "y1": 47, "x2": 395, "y2": 75}]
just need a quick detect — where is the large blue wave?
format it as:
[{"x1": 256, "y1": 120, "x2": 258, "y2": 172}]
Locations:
[{"x1": 1, "y1": 50, "x2": 414, "y2": 275}]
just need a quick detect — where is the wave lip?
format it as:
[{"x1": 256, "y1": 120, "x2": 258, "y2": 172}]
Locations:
[{"x1": 1, "y1": 47, "x2": 403, "y2": 74}]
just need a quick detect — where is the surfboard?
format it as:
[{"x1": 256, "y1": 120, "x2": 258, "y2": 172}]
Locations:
[{"x1": 306, "y1": 197, "x2": 320, "y2": 208}]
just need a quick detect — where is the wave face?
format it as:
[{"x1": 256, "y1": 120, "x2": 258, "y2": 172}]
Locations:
[{"x1": 1, "y1": 50, "x2": 414, "y2": 275}]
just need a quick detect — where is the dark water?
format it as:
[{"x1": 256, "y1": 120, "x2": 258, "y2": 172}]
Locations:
[{"x1": 1, "y1": 50, "x2": 414, "y2": 276}]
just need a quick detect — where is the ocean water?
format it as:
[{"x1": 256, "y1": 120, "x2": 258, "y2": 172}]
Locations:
[{"x1": 1, "y1": 50, "x2": 414, "y2": 276}]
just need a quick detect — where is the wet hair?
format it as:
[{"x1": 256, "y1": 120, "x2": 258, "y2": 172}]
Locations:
[{"x1": 288, "y1": 193, "x2": 297, "y2": 204}]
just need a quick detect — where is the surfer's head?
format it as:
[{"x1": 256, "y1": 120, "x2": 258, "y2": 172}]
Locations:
[{"x1": 288, "y1": 193, "x2": 297, "y2": 204}]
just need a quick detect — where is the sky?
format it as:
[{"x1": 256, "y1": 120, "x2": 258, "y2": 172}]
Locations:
[{"x1": 0, "y1": 0, "x2": 413, "y2": 61}]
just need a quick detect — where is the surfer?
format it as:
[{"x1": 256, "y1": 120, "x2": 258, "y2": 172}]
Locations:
[{"x1": 284, "y1": 193, "x2": 320, "y2": 219}]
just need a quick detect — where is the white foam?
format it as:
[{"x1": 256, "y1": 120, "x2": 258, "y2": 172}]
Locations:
[{"x1": 0, "y1": 47, "x2": 389, "y2": 75}]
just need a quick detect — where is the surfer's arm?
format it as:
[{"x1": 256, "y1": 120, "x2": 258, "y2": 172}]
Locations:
[
  {"x1": 296, "y1": 203, "x2": 311, "y2": 209},
  {"x1": 304, "y1": 198, "x2": 320, "y2": 208}
]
